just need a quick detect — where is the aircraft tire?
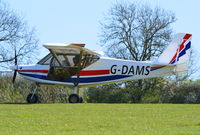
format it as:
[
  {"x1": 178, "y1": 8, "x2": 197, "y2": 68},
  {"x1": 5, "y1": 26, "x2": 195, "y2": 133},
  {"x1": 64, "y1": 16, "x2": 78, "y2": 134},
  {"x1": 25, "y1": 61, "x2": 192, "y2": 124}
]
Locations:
[
  {"x1": 79, "y1": 96, "x2": 83, "y2": 103},
  {"x1": 68, "y1": 94, "x2": 79, "y2": 103},
  {"x1": 26, "y1": 93, "x2": 38, "y2": 103}
]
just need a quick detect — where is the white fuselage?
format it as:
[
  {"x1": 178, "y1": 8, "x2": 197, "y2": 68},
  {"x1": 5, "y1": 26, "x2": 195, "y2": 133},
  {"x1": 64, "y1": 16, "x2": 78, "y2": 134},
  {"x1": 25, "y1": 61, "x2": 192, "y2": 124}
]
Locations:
[{"x1": 17, "y1": 56, "x2": 175, "y2": 88}]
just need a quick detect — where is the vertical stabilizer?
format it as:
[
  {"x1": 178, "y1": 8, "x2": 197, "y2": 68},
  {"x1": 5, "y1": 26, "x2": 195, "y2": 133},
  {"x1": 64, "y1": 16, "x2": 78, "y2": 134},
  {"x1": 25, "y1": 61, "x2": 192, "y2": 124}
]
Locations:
[{"x1": 157, "y1": 33, "x2": 192, "y2": 73}]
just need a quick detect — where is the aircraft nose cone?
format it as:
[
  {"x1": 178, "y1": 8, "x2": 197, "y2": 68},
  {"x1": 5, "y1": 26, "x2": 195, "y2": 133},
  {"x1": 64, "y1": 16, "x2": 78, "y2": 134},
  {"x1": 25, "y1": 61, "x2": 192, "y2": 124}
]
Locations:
[{"x1": 10, "y1": 65, "x2": 18, "y2": 71}]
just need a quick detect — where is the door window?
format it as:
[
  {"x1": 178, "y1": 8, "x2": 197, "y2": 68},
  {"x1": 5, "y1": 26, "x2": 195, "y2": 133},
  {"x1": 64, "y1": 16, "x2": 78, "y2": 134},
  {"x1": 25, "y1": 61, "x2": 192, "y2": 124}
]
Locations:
[{"x1": 47, "y1": 53, "x2": 99, "y2": 82}]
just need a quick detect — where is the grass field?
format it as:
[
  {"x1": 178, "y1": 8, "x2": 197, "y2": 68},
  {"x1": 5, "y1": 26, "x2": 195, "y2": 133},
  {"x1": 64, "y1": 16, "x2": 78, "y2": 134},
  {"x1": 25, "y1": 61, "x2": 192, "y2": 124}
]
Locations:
[{"x1": 0, "y1": 104, "x2": 199, "y2": 135}]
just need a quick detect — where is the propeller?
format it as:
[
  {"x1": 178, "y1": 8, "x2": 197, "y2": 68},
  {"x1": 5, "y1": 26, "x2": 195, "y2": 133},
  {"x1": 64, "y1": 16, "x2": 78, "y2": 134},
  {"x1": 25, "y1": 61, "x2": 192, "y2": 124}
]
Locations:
[{"x1": 12, "y1": 51, "x2": 18, "y2": 85}]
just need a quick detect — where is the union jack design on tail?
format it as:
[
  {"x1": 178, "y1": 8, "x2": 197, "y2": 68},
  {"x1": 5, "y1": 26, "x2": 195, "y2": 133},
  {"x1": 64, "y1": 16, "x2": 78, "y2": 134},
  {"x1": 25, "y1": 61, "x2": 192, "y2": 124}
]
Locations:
[{"x1": 169, "y1": 34, "x2": 192, "y2": 64}]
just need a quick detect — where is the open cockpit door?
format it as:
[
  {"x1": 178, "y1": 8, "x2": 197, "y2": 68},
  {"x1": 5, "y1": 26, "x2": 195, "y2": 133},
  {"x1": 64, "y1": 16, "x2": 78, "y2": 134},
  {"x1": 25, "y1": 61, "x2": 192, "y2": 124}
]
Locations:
[{"x1": 43, "y1": 43, "x2": 100, "y2": 85}]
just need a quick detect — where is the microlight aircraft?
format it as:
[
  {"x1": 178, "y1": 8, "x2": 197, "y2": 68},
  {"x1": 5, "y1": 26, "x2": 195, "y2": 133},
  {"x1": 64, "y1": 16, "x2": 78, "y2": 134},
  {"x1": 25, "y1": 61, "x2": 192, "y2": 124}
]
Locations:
[{"x1": 10, "y1": 33, "x2": 192, "y2": 103}]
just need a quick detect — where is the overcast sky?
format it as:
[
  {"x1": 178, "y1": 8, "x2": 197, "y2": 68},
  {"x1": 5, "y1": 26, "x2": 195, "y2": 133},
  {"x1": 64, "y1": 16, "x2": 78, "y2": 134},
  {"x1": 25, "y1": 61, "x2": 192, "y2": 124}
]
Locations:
[{"x1": 5, "y1": 0, "x2": 200, "y2": 78}]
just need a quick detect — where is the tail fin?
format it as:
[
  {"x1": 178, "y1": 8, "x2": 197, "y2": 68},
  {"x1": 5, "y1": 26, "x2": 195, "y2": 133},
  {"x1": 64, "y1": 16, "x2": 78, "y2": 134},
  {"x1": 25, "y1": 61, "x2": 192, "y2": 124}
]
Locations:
[{"x1": 157, "y1": 33, "x2": 192, "y2": 73}]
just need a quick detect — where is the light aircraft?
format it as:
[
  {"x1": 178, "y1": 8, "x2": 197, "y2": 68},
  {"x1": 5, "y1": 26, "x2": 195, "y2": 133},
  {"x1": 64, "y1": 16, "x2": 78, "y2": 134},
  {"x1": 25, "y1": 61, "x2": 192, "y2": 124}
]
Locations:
[{"x1": 10, "y1": 33, "x2": 192, "y2": 103}]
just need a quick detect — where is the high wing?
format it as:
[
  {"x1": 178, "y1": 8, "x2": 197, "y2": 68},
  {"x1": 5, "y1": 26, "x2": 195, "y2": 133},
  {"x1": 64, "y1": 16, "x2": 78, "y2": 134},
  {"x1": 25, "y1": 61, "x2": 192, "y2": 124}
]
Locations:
[{"x1": 43, "y1": 43, "x2": 100, "y2": 56}]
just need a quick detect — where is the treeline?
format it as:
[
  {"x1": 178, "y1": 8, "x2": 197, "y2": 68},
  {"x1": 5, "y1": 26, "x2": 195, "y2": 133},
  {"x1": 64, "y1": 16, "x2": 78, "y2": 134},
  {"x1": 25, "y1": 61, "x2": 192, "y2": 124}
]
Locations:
[
  {"x1": 0, "y1": 76, "x2": 200, "y2": 104},
  {"x1": 86, "y1": 79, "x2": 200, "y2": 104}
]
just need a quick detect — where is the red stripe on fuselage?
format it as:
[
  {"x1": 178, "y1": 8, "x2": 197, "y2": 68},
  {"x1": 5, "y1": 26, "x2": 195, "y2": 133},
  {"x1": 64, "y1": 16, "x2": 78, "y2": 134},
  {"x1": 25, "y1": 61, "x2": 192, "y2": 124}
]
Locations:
[
  {"x1": 18, "y1": 69, "x2": 110, "y2": 76},
  {"x1": 19, "y1": 70, "x2": 48, "y2": 73},
  {"x1": 150, "y1": 66, "x2": 166, "y2": 70},
  {"x1": 151, "y1": 66, "x2": 165, "y2": 69},
  {"x1": 76, "y1": 70, "x2": 110, "y2": 76}
]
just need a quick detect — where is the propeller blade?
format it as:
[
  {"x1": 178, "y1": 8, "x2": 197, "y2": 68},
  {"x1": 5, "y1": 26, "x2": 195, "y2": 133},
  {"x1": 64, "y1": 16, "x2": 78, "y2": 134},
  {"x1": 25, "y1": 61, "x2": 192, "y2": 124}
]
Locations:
[
  {"x1": 12, "y1": 70, "x2": 17, "y2": 84},
  {"x1": 12, "y1": 50, "x2": 18, "y2": 85},
  {"x1": 14, "y1": 53, "x2": 17, "y2": 65}
]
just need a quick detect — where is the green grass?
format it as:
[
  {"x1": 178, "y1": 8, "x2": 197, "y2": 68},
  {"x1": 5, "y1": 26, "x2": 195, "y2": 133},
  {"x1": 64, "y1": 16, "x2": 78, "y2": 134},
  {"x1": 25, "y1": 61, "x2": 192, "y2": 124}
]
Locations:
[{"x1": 0, "y1": 104, "x2": 199, "y2": 135}]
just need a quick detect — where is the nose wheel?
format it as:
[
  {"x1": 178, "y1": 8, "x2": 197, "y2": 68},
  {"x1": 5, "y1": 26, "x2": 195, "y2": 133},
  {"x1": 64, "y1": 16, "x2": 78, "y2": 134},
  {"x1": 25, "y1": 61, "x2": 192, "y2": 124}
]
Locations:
[
  {"x1": 26, "y1": 83, "x2": 39, "y2": 104},
  {"x1": 26, "y1": 93, "x2": 38, "y2": 103}
]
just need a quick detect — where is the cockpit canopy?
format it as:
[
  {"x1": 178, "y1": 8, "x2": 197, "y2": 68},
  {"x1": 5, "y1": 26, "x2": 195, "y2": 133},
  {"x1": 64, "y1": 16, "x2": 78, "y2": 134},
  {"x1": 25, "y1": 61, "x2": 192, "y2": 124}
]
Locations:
[{"x1": 37, "y1": 43, "x2": 100, "y2": 82}]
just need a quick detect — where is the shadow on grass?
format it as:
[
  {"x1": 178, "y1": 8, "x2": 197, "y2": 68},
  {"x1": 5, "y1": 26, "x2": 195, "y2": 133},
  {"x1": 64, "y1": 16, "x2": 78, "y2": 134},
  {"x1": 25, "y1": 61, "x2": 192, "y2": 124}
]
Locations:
[
  {"x1": 0, "y1": 102, "x2": 70, "y2": 105},
  {"x1": 0, "y1": 102, "x2": 31, "y2": 105}
]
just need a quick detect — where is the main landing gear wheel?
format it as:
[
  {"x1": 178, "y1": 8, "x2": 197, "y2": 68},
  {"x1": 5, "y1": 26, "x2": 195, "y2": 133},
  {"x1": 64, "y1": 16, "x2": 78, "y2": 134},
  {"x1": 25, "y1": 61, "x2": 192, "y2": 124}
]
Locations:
[
  {"x1": 69, "y1": 94, "x2": 82, "y2": 103},
  {"x1": 26, "y1": 93, "x2": 38, "y2": 103}
]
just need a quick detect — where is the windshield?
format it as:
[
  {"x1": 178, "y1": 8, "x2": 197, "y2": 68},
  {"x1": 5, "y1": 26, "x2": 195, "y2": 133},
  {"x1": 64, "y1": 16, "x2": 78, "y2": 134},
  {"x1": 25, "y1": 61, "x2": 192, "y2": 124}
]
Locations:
[{"x1": 37, "y1": 53, "x2": 52, "y2": 65}]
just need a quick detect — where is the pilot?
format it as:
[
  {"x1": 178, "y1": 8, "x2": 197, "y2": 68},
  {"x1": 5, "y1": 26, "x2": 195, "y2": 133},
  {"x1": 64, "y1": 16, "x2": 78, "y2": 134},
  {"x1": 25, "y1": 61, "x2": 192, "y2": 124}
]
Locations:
[{"x1": 73, "y1": 55, "x2": 80, "y2": 66}]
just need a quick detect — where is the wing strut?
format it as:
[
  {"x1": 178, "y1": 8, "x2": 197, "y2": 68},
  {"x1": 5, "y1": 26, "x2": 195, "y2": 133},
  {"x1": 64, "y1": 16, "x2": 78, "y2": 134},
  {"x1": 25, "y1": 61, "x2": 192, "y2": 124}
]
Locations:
[
  {"x1": 49, "y1": 49, "x2": 63, "y2": 67},
  {"x1": 74, "y1": 50, "x2": 83, "y2": 86}
]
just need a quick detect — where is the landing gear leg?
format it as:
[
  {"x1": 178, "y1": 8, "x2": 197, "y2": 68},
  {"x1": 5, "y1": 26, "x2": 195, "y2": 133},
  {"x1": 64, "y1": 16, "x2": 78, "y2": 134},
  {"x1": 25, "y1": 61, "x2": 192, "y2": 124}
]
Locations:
[
  {"x1": 26, "y1": 83, "x2": 39, "y2": 103},
  {"x1": 68, "y1": 87, "x2": 83, "y2": 103},
  {"x1": 68, "y1": 54, "x2": 83, "y2": 103}
]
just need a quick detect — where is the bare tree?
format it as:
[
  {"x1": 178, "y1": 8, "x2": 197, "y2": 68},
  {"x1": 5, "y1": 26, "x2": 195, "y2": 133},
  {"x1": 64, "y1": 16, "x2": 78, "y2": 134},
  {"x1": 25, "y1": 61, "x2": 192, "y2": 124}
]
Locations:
[
  {"x1": 0, "y1": 1, "x2": 39, "y2": 68},
  {"x1": 101, "y1": 3, "x2": 176, "y2": 60},
  {"x1": 100, "y1": 2, "x2": 176, "y2": 102}
]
